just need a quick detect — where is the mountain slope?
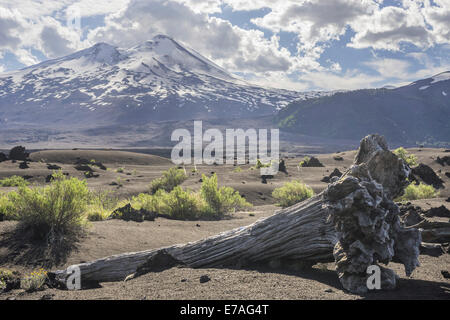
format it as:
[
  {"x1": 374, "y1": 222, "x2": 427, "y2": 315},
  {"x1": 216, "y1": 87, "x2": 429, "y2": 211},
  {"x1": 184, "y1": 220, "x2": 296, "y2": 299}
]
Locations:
[
  {"x1": 275, "y1": 72, "x2": 450, "y2": 146},
  {"x1": 0, "y1": 35, "x2": 326, "y2": 128}
]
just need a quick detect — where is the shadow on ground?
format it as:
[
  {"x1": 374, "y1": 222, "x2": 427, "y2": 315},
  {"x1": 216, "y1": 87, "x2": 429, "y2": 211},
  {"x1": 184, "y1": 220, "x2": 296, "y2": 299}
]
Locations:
[{"x1": 0, "y1": 224, "x2": 82, "y2": 269}]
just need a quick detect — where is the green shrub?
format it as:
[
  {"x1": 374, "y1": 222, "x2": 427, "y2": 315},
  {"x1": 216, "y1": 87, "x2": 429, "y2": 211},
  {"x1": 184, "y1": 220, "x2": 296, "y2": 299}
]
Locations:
[
  {"x1": 397, "y1": 182, "x2": 439, "y2": 201},
  {"x1": 233, "y1": 166, "x2": 242, "y2": 173},
  {"x1": 20, "y1": 268, "x2": 47, "y2": 292},
  {"x1": 8, "y1": 171, "x2": 89, "y2": 241},
  {"x1": 253, "y1": 159, "x2": 272, "y2": 169},
  {"x1": 393, "y1": 147, "x2": 418, "y2": 167},
  {"x1": 0, "y1": 193, "x2": 17, "y2": 220},
  {"x1": 0, "y1": 175, "x2": 29, "y2": 187},
  {"x1": 86, "y1": 191, "x2": 118, "y2": 221},
  {"x1": 160, "y1": 187, "x2": 202, "y2": 220},
  {"x1": 299, "y1": 156, "x2": 310, "y2": 167},
  {"x1": 150, "y1": 167, "x2": 187, "y2": 193},
  {"x1": 116, "y1": 167, "x2": 125, "y2": 173},
  {"x1": 131, "y1": 174, "x2": 250, "y2": 220},
  {"x1": 200, "y1": 174, "x2": 251, "y2": 217},
  {"x1": 272, "y1": 180, "x2": 314, "y2": 207}
]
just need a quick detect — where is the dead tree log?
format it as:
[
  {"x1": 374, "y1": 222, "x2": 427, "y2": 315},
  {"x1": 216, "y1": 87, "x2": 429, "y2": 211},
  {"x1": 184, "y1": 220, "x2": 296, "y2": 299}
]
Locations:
[{"x1": 53, "y1": 134, "x2": 421, "y2": 293}]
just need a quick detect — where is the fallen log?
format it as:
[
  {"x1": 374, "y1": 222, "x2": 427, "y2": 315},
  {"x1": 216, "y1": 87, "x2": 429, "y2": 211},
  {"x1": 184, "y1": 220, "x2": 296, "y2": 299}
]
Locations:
[{"x1": 53, "y1": 134, "x2": 421, "y2": 294}]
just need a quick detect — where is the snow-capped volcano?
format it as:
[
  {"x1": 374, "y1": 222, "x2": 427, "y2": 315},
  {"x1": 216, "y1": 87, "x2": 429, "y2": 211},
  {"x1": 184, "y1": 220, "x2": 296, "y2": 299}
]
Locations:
[{"x1": 0, "y1": 35, "x2": 325, "y2": 127}]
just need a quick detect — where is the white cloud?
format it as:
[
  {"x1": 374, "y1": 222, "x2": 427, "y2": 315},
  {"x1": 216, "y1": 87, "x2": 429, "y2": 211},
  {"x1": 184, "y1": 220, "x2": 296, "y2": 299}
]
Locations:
[{"x1": 87, "y1": 0, "x2": 306, "y2": 74}]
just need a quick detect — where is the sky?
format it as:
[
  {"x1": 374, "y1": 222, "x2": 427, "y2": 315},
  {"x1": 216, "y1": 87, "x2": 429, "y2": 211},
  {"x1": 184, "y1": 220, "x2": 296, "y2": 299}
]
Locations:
[{"x1": 0, "y1": 0, "x2": 450, "y2": 91}]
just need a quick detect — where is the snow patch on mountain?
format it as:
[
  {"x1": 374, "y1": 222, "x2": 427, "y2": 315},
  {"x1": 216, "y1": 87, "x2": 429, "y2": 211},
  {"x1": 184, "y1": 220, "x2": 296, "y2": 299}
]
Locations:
[{"x1": 0, "y1": 35, "x2": 332, "y2": 127}]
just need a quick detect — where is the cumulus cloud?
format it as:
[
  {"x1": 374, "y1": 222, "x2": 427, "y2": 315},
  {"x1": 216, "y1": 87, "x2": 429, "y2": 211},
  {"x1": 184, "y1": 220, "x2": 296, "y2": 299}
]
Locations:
[
  {"x1": 87, "y1": 0, "x2": 303, "y2": 74},
  {"x1": 1, "y1": 0, "x2": 450, "y2": 90}
]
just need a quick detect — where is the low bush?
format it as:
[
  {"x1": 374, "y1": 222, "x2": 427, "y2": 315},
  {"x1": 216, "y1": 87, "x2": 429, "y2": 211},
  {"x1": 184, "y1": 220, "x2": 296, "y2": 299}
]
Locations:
[
  {"x1": 393, "y1": 147, "x2": 418, "y2": 167},
  {"x1": 8, "y1": 171, "x2": 89, "y2": 241},
  {"x1": 397, "y1": 182, "x2": 439, "y2": 201},
  {"x1": 0, "y1": 193, "x2": 17, "y2": 220},
  {"x1": 150, "y1": 167, "x2": 187, "y2": 193},
  {"x1": 253, "y1": 159, "x2": 272, "y2": 169},
  {"x1": 200, "y1": 174, "x2": 251, "y2": 217},
  {"x1": 272, "y1": 180, "x2": 315, "y2": 208},
  {"x1": 85, "y1": 191, "x2": 118, "y2": 221},
  {"x1": 132, "y1": 174, "x2": 250, "y2": 220},
  {"x1": 299, "y1": 157, "x2": 310, "y2": 167},
  {"x1": 0, "y1": 175, "x2": 29, "y2": 187},
  {"x1": 20, "y1": 268, "x2": 47, "y2": 292}
]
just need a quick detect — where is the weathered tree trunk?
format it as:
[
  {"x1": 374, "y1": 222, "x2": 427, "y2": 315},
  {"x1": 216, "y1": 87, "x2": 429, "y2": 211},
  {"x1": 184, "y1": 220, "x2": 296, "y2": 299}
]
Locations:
[{"x1": 53, "y1": 135, "x2": 421, "y2": 294}]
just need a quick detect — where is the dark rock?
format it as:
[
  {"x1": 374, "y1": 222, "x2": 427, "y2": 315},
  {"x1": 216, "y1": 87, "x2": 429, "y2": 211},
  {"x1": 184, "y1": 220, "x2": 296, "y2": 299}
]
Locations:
[
  {"x1": 424, "y1": 206, "x2": 450, "y2": 218},
  {"x1": 74, "y1": 164, "x2": 93, "y2": 172},
  {"x1": 84, "y1": 171, "x2": 99, "y2": 178},
  {"x1": 441, "y1": 270, "x2": 450, "y2": 279},
  {"x1": 261, "y1": 175, "x2": 273, "y2": 184},
  {"x1": 0, "y1": 152, "x2": 7, "y2": 162},
  {"x1": 447, "y1": 197, "x2": 450, "y2": 203},
  {"x1": 110, "y1": 203, "x2": 157, "y2": 222},
  {"x1": 47, "y1": 164, "x2": 61, "y2": 170},
  {"x1": 420, "y1": 243, "x2": 444, "y2": 257},
  {"x1": 19, "y1": 161, "x2": 29, "y2": 169},
  {"x1": 9, "y1": 146, "x2": 29, "y2": 161},
  {"x1": 199, "y1": 275, "x2": 211, "y2": 283},
  {"x1": 436, "y1": 156, "x2": 450, "y2": 166},
  {"x1": 445, "y1": 172, "x2": 450, "y2": 178},
  {"x1": 300, "y1": 156, "x2": 324, "y2": 167},
  {"x1": 411, "y1": 164, "x2": 444, "y2": 189},
  {"x1": 279, "y1": 159, "x2": 287, "y2": 174},
  {"x1": 333, "y1": 156, "x2": 344, "y2": 161},
  {"x1": 321, "y1": 168, "x2": 343, "y2": 183}
]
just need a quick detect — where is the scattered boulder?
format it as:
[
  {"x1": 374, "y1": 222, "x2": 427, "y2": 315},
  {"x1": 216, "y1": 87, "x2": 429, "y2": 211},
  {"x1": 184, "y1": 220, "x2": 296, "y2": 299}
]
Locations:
[
  {"x1": 47, "y1": 164, "x2": 61, "y2": 170},
  {"x1": 411, "y1": 164, "x2": 444, "y2": 189},
  {"x1": 333, "y1": 156, "x2": 344, "y2": 161},
  {"x1": 321, "y1": 168, "x2": 343, "y2": 183},
  {"x1": 19, "y1": 161, "x2": 29, "y2": 169},
  {"x1": 436, "y1": 156, "x2": 450, "y2": 166},
  {"x1": 441, "y1": 270, "x2": 450, "y2": 279},
  {"x1": 279, "y1": 159, "x2": 287, "y2": 174},
  {"x1": 261, "y1": 175, "x2": 273, "y2": 184},
  {"x1": 425, "y1": 205, "x2": 450, "y2": 218},
  {"x1": 445, "y1": 172, "x2": 450, "y2": 178},
  {"x1": 420, "y1": 243, "x2": 445, "y2": 257},
  {"x1": 447, "y1": 197, "x2": 450, "y2": 203},
  {"x1": 74, "y1": 164, "x2": 93, "y2": 172},
  {"x1": 0, "y1": 152, "x2": 7, "y2": 162},
  {"x1": 199, "y1": 275, "x2": 211, "y2": 283},
  {"x1": 84, "y1": 171, "x2": 99, "y2": 179},
  {"x1": 110, "y1": 203, "x2": 157, "y2": 222},
  {"x1": 9, "y1": 146, "x2": 29, "y2": 161},
  {"x1": 300, "y1": 156, "x2": 324, "y2": 167}
]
